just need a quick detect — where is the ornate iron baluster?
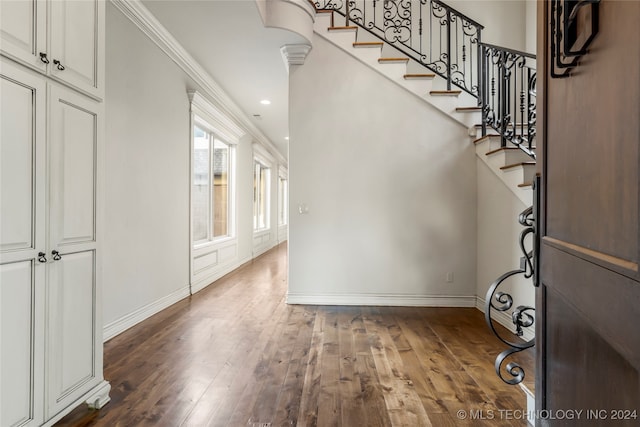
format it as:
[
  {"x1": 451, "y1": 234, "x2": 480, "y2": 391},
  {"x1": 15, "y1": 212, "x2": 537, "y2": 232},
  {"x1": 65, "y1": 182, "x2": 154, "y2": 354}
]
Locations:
[
  {"x1": 485, "y1": 176, "x2": 540, "y2": 385},
  {"x1": 480, "y1": 44, "x2": 536, "y2": 158}
]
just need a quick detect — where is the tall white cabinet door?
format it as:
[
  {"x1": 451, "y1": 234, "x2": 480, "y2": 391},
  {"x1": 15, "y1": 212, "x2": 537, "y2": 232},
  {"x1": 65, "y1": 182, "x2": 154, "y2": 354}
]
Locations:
[
  {"x1": 46, "y1": 84, "x2": 101, "y2": 417},
  {"x1": 0, "y1": 62, "x2": 46, "y2": 427},
  {"x1": 49, "y1": 0, "x2": 104, "y2": 98},
  {"x1": 0, "y1": 0, "x2": 47, "y2": 72}
]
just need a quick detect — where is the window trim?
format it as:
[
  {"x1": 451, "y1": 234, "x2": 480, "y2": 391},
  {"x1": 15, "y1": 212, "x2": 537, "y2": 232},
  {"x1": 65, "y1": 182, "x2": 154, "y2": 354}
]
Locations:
[
  {"x1": 252, "y1": 143, "x2": 275, "y2": 233},
  {"x1": 278, "y1": 167, "x2": 288, "y2": 227},
  {"x1": 253, "y1": 158, "x2": 271, "y2": 232},
  {"x1": 189, "y1": 91, "x2": 244, "y2": 250},
  {"x1": 192, "y1": 121, "x2": 236, "y2": 247}
]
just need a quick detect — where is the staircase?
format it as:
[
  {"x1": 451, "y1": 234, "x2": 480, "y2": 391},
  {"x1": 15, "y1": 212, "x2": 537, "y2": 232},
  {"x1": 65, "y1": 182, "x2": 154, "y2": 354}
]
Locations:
[
  {"x1": 312, "y1": 2, "x2": 537, "y2": 422},
  {"x1": 312, "y1": 1, "x2": 536, "y2": 206}
]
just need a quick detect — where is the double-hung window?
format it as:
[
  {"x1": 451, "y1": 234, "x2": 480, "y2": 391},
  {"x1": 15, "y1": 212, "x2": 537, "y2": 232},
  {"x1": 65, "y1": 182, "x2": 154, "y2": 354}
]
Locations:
[
  {"x1": 253, "y1": 159, "x2": 270, "y2": 231},
  {"x1": 193, "y1": 121, "x2": 234, "y2": 244},
  {"x1": 278, "y1": 170, "x2": 288, "y2": 226}
]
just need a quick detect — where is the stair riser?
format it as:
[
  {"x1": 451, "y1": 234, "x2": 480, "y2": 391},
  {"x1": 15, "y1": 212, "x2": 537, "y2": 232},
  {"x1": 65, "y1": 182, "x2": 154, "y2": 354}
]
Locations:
[
  {"x1": 502, "y1": 164, "x2": 536, "y2": 184},
  {"x1": 352, "y1": 47, "x2": 385, "y2": 66},
  {"x1": 314, "y1": 12, "x2": 332, "y2": 31},
  {"x1": 400, "y1": 78, "x2": 434, "y2": 96},
  {"x1": 376, "y1": 61, "x2": 410, "y2": 80},
  {"x1": 487, "y1": 150, "x2": 533, "y2": 166},
  {"x1": 324, "y1": 30, "x2": 360, "y2": 50},
  {"x1": 475, "y1": 137, "x2": 504, "y2": 154},
  {"x1": 452, "y1": 110, "x2": 482, "y2": 128}
]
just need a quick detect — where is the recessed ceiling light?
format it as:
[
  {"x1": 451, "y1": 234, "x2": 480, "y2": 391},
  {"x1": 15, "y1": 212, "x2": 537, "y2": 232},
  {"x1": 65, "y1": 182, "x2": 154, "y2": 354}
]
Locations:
[
  {"x1": 285, "y1": 137, "x2": 289, "y2": 140},
  {"x1": 260, "y1": 99, "x2": 271, "y2": 105}
]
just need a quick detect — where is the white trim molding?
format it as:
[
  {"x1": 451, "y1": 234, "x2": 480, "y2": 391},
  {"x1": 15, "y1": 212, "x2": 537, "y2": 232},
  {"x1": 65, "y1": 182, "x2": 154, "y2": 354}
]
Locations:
[
  {"x1": 109, "y1": 0, "x2": 286, "y2": 165},
  {"x1": 287, "y1": 293, "x2": 477, "y2": 307},
  {"x1": 280, "y1": 44, "x2": 312, "y2": 71},
  {"x1": 191, "y1": 254, "x2": 252, "y2": 295},
  {"x1": 189, "y1": 90, "x2": 246, "y2": 144},
  {"x1": 256, "y1": 0, "x2": 316, "y2": 44},
  {"x1": 103, "y1": 285, "x2": 191, "y2": 341}
]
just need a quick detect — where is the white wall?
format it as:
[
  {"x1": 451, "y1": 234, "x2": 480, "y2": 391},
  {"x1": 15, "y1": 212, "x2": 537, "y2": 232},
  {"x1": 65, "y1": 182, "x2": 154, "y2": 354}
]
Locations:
[
  {"x1": 526, "y1": 0, "x2": 537, "y2": 55},
  {"x1": 287, "y1": 35, "x2": 477, "y2": 306},
  {"x1": 447, "y1": 0, "x2": 528, "y2": 52},
  {"x1": 103, "y1": 3, "x2": 283, "y2": 339},
  {"x1": 476, "y1": 159, "x2": 535, "y2": 338},
  {"x1": 103, "y1": 3, "x2": 192, "y2": 331}
]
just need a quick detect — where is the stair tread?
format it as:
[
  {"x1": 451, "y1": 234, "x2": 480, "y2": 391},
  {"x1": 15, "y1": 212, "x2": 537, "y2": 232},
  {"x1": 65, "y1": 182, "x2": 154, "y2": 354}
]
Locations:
[
  {"x1": 430, "y1": 90, "x2": 462, "y2": 96},
  {"x1": 501, "y1": 161, "x2": 536, "y2": 170},
  {"x1": 485, "y1": 147, "x2": 525, "y2": 156},
  {"x1": 404, "y1": 73, "x2": 436, "y2": 79},
  {"x1": 353, "y1": 41, "x2": 383, "y2": 47},
  {"x1": 472, "y1": 134, "x2": 501, "y2": 144},
  {"x1": 456, "y1": 106, "x2": 482, "y2": 112},
  {"x1": 378, "y1": 57, "x2": 410, "y2": 62},
  {"x1": 518, "y1": 182, "x2": 533, "y2": 188},
  {"x1": 328, "y1": 26, "x2": 358, "y2": 30},
  {"x1": 316, "y1": 9, "x2": 333, "y2": 14}
]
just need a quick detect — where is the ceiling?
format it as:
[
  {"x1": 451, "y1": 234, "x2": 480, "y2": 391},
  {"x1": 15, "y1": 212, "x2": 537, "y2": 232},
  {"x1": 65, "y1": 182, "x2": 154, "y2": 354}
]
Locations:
[{"x1": 142, "y1": 0, "x2": 308, "y2": 159}]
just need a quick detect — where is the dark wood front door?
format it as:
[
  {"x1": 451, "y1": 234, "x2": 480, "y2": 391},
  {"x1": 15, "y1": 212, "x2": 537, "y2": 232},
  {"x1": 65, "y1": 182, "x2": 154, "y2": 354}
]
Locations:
[{"x1": 537, "y1": 0, "x2": 640, "y2": 425}]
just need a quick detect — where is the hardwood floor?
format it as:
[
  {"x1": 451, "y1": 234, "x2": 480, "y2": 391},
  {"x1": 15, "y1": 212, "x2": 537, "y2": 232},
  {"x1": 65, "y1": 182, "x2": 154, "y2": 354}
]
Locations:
[{"x1": 56, "y1": 242, "x2": 533, "y2": 427}]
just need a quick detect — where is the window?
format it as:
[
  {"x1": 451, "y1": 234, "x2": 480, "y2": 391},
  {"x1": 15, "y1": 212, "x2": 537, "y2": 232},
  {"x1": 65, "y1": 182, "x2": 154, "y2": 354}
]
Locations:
[
  {"x1": 253, "y1": 160, "x2": 270, "y2": 231},
  {"x1": 193, "y1": 122, "x2": 234, "y2": 243},
  {"x1": 278, "y1": 174, "x2": 288, "y2": 226}
]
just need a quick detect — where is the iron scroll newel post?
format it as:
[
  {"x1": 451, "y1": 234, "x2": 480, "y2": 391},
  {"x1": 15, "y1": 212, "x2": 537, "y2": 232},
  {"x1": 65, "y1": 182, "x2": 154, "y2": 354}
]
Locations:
[{"x1": 484, "y1": 176, "x2": 540, "y2": 385}]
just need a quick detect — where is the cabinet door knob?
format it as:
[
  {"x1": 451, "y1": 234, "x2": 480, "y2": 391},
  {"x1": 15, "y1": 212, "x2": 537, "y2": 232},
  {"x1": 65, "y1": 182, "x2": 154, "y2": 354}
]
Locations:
[
  {"x1": 38, "y1": 252, "x2": 47, "y2": 263},
  {"x1": 52, "y1": 250, "x2": 62, "y2": 261},
  {"x1": 53, "y1": 59, "x2": 65, "y2": 71},
  {"x1": 39, "y1": 52, "x2": 50, "y2": 64}
]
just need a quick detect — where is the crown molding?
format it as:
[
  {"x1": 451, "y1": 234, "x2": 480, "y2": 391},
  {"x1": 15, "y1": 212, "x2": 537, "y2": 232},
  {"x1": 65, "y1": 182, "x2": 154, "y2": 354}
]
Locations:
[
  {"x1": 188, "y1": 91, "x2": 246, "y2": 144},
  {"x1": 109, "y1": 0, "x2": 287, "y2": 165},
  {"x1": 280, "y1": 44, "x2": 312, "y2": 72}
]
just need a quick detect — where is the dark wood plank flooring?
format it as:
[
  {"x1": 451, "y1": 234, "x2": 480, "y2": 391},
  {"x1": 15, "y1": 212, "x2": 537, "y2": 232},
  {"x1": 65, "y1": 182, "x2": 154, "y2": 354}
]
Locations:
[{"x1": 56, "y1": 242, "x2": 533, "y2": 426}]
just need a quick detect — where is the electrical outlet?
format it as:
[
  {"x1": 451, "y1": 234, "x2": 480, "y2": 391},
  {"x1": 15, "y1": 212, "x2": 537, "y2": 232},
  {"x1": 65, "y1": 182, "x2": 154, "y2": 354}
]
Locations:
[{"x1": 446, "y1": 272, "x2": 454, "y2": 283}]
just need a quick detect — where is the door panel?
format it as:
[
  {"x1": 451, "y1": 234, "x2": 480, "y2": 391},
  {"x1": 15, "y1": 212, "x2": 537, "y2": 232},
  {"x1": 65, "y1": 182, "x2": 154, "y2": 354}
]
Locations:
[
  {"x1": 47, "y1": 251, "x2": 95, "y2": 405},
  {"x1": 0, "y1": 59, "x2": 46, "y2": 427},
  {"x1": 49, "y1": 0, "x2": 102, "y2": 96},
  {"x1": 0, "y1": 74, "x2": 36, "y2": 251},
  {"x1": 544, "y1": 0, "x2": 639, "y2": 273},
  {"x1": 0, "y1": 261, "x2": 44, "y2": 427},
  {"x1": 49, "y1": 86, "x2": 97, "y2": 248},
  {"x1": 537, "y1": 0, "x2": 640, "y2": 424},
  {"x1": 46, "y1": 84, "x2": 99, "y2": 416},
  {"x1": 0, "y1": 0, "x2": 47, "y2": 72}
]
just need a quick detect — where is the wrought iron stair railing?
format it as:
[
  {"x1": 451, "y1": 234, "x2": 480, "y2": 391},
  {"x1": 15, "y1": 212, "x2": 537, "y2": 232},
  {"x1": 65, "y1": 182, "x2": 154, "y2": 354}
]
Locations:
[
  {"x1": 481, "y1": 44, "x2": 536, "y2": 158},
  {"x1": 314, "y1": 0, "x2": 537, "y2": 159}
]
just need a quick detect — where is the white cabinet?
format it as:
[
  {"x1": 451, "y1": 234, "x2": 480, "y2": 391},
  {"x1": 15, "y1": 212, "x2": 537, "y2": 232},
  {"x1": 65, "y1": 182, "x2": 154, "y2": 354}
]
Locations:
[
  {"x1": 0, "y1": 0, "x2": 104, "y2": 99},
  {"x1": 0, "y1": 58, "x2": 109, "y2": 427},
  {"x1": 0, "y1": 58, "x2": 47, "y2": 427}
]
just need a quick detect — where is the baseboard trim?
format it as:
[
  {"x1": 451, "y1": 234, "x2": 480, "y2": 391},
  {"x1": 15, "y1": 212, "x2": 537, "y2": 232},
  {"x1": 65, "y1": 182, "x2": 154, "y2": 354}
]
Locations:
[
  {"x1": 190, "y1": 255, "x2": 252, "y2": 294},
  {"x1": 252, "y1": 241, "x2": 279, "y2": 259},
  {"x1": 286, "y1": 293, "x2": 477, "y2": 307},
  {"x1": 103, "y1": 286, "x2": 191, "y2": 342},
  {"x1": 476, "y1": 296, "x2": 535, "y2": 342}
]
